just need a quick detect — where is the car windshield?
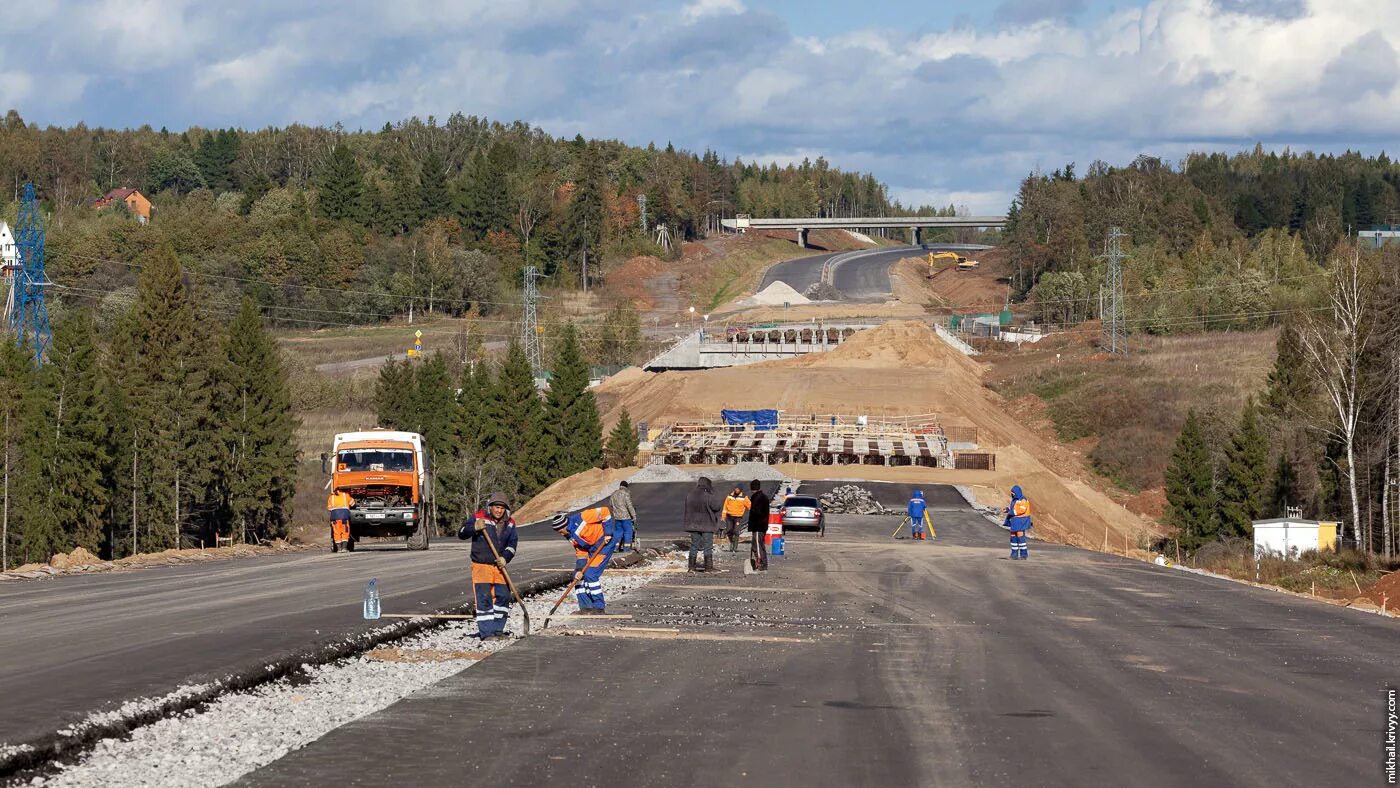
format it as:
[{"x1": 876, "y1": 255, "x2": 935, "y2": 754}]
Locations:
[
  {"x1": 784, "y1": 497, "x2": 819, "y2": 508},
  {"x1": 338, "y1": 449, "x2": 414, "y2": 473}
]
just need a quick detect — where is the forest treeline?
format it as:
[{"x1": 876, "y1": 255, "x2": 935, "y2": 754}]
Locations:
[
  {"x1": 1005, "y1": 148, "x2": 1400, "y2": 333},
  {"x1": 0, "y1": 247, "x2": 298, "y2": 569},
  {"x1": 0, "y1": 109, "x2": 936, "y2": 335},
  {"x1": 371, "y1": 323, "x2": 636, "y2": 528},
  {"x1": 1163, "y1": 246, "x2": 1400, "y2": 558}
]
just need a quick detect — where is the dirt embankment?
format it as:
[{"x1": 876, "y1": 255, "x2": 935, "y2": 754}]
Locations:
[
  {"x1": 513, "y1": 467, "x2": 641, "y2": 523},
  {"x1": 593, "y1": 320, "x2": 1158, "y2": 548},
  {"x1": 3, "y1": 541, "x2": 308, "y2": 581}
]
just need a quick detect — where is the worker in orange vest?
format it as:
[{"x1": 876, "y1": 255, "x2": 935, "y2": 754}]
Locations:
[
  {"x1": 722, "y1": 486, "x2": 751, "y2": 552},
  {"x1": 1002, "y1": 485, "x2": 1033, "y2": 560},
  {"x1": 559, "y1": 506, "x2": 614, "y2": 613},
  {"x1": 327, "y1": 490, "x2": 354, "y2": 553}
]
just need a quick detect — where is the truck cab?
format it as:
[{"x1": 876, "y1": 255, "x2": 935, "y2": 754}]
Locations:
[{"x1": 330, "y1": 430, "x2": 432, "y2": 550}]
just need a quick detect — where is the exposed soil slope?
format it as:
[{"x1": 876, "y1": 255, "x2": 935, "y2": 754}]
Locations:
[{"x1": 594, "y1": 321, "x2": 1157, "y2": 547}]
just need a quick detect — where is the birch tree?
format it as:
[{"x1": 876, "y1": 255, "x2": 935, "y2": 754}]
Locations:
[{"x1": 1297, "y1": 250, "x2": 1374, "y2": 549}]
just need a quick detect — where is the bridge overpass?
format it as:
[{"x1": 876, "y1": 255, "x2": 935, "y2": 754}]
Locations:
[{"x1": 721, "y1": 214, "x2": 1008, "y2": 248}]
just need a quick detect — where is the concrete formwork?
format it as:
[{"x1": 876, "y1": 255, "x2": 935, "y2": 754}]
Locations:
[{"x1": 652, "y1": 419, "x2": 959, "y2": 467}]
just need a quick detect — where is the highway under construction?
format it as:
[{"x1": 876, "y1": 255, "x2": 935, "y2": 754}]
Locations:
[{"x1": 3, "y1": 482, "x2": 1394, "y2": 786}]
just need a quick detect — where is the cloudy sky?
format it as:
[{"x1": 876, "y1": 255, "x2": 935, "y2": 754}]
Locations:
[{"x1": 3, "y1": 0, "x2": 1396, "y2": 212}]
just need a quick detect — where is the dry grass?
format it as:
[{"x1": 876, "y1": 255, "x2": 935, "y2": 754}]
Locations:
[
  {"x1": 1184, "y1": 539, "x2": 1399, "y2": 598},
  {"x1": 986, "y1": 328, "x2": 1277, "y2": 492},
  {"x1": 682, "y1": 234, "x2": 824, "y2": 312}
]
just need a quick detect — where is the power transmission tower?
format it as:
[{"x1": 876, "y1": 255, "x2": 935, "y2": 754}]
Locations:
[
  {"x1": 638, "y1": 194, "x2": 647, "y2": 233},
  {"x1": 522, "y1": 266, "x2": 545, "y2": 378},
  {"x1": 11, "y1": 183, "x2": 51, "y2": 364},
  {"x1": 1100, "y1": 226, "x2": 1128, "y2": 354}
]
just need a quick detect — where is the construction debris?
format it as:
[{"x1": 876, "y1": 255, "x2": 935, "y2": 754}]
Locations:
[
  {"x1": 802, "y1": 281, "x2": 845, "y2": 301},
  {"x1": 818, "y1": 485, "x2": 891, "y2": 515}
]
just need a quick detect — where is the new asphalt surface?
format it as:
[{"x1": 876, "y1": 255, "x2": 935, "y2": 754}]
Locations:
[
  {"x1": 0, "y1": 481, "x2": 728, "y2": 750},
  {"x1": 759, "y1": 244, "x2": 983, "y2": 301},
  {"x1": 239, "y1": 485, "x2": 1400, "y2": 787}
]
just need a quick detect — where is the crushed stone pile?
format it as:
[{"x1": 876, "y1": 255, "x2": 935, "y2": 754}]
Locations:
[
  {"x1": 802, "y1": 281, "x2": 845, "y2": 301},
  {"x1": 818, "y1": 485, "x2": 891, "y2": 515},
  {"x1": 742, "y1": 281, "x2": 810, "y2": 306}
]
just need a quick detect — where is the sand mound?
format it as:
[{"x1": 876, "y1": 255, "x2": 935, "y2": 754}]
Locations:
[
  {"x1": 514, "y1": 467, "x2": 639, "y2": 523},
  {"x1": 49, "y1": 547, "x2": 102, "y2": 569},
  {"x1": 742, "y1": 281, "x2": 810, "y2": 307},
  {"x1": 784, "y1": 320, "x2": 983, "y2": 375},
  {"x1": 597, "y1": 318, "x2": 1157, "y2": 550}
]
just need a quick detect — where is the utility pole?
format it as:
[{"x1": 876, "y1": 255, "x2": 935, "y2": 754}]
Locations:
[
  {"x1": 1100, "y1": 227, "x2": 1128, "y2": 354},
  {"x1": 522, "y1": 266, "x2": 545, "y2": 378},
  {"x1": 581, "y1": 217, "x2": 589, "y2": 293}
]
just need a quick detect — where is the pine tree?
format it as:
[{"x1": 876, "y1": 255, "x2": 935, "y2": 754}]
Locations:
[
  {"x1": 374, "y1": 359, "x2": 417, "y2": 430},
  {"x1": 1165, "y1": 410, "x2": 1219, "y2": 550},
  {"x1": 224, "y1": 299, "x2": 299, "y2": 542},
  {"x1": 563, "y1": 143, "x2": 607, "y2": 272},
  {"x1": 122, "y1": 245, "x2": 216, "y2": 550},
  {"x1": 0, "y1": 340, "x2": 30, "y2": 569},
  {"x1": 487, "y1": 343, "x2": 550, "y2": 494},
  {"x1": 605, "y1": 409, "x2": 638, "y2": 468},
  {"x1": 17, "y1": 314, "x2": 110, "y2": 559},
  {"x1": 317, "y1": 144, "x2": 366, "y2": 223},
  {"x1": 545, "y1": 323, "x2": 602, "y2": 478},
  {"x1": 1262, "y1": 319, "x2": 1311, "y2": 424},
  {"x1": 1219, "y1": 399, "x2": 1271, "y2": 538},
  {"x1": 420, "y1": 152, "x2": 450, "y2": 219}
]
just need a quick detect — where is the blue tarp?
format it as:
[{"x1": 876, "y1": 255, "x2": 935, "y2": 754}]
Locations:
[{"x1": 721, "y1": 409, "x2": 779, "y2": 430}]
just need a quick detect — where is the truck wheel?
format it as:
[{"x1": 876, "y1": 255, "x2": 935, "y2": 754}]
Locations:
[{"x1": 406, "y1": 519, "x2": 430, "y2": 551}]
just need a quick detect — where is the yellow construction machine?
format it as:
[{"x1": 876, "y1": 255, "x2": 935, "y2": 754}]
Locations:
[{"x1": 926, "y1": 251, "x2": 964, "y2": 277}]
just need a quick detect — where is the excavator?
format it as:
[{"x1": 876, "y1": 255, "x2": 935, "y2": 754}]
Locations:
[{"x1": 927, "y1": 251, "x2": 979, "y2": 276}]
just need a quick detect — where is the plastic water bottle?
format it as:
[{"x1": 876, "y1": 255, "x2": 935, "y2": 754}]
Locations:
[{"x1": 363, "y1": 578, "x2": 381, "y2": 620}]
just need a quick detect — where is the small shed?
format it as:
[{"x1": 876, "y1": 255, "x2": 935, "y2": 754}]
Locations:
[
  {"x1": 0, "y1": 221, "x2": 15, "y2": 270},
  {"x1": 1251, "y1": 518, "x2": 1339, "y2": 557}
]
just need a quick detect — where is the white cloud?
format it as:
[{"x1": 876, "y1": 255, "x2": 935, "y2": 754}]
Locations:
[
  {"x1": 682, "y1": 0, "x2": 744, "y2": 21},
  {"x1": 3, "y1": 0, "x2": 1400, "y2": 214}
]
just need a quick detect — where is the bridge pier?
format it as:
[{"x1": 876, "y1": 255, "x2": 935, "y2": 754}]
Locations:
[
  {"x1": 796, "y1": 228, "x2": 808, "y2": 249},
  {"x1": 911, "y1": 227, "x2": 923, "y2": 246}
]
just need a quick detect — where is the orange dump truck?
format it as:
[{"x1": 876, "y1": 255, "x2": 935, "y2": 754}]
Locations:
[{"x1": 327, "y1": 430, "x2": 434, "y2": 551}]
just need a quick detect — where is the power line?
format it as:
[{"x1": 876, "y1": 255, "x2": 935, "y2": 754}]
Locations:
[{"x1": 1100, "y1": 227, "x2": 1128, "y2": 354}]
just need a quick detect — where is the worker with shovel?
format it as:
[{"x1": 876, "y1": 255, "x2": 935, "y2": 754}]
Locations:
[
  {"x1": 1003, "y1": 485, "x2": 1033, "y2": 560},
  {"x1": 458, "y1": 492, "x2": 521, "y2": 639},
  {"x1": 557, "y1": 506, "x2": 614, "y2": 614},
  {"x1": 327, "y1": 489, "x2": 353, "y2": 553}
]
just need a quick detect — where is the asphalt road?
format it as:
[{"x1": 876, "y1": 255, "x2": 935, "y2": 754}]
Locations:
[
  {"x1": 0, "y1": 481, "x2": 752, "y2": 749},
  {"x1": 759, "y1": 244, "x2": 984, "y2": 301},
  {"x1": 241, "y1": 488, "x2": 1399, "y2": 787}
]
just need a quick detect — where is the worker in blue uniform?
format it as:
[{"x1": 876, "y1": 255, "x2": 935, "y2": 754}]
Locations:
[
  {"x1": 1003, "y1": 485, "x2": 1033, "y2": 560},
  {"x1": 458, "y1": 492, "x2": 519, "y2": 638},
  {"x1": 557, "y1": 506, "x2": 614, "y2": 614},
  {"x1": 907, "y1": 490, "x2": 930, "y2": 541}
]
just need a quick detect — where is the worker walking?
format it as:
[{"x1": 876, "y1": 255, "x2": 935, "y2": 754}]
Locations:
[
  {"x1": 610, "y1": 481, "x2": 638, "y2": 552},
  {"x1": 722, "y1": 486, "x2": 750, "y2": 552},
  {"x1": 553, "y1": 506, "x2": 614, "y2": 614},
  {"x1": 683, "y1": 476, "x2": 721, "y2": 572},
  {"x1": 746, "y1": 479, "x2": 770, "y2": 570},
  {"x1": 1003, "y1": 484, "x2": 1033, "y2": 560},
  {"x1": 327, "y1": 490, "x2": 353, "y2": 553},
  {"x1": 458, "y1": 492, "x2": 519, "y2": 639},
  {"x1": 907, "y1": 489, "x2": 931, "y2": 541}
]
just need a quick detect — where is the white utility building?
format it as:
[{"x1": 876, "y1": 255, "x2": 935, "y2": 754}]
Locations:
[{"x1": 1251, "y1": 517, "x2": 1339, "y2": 557}]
